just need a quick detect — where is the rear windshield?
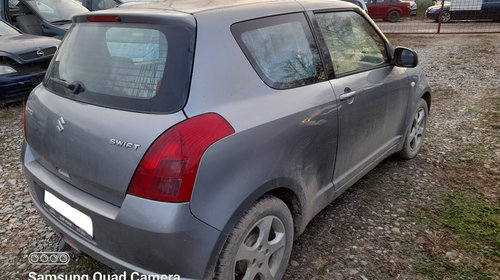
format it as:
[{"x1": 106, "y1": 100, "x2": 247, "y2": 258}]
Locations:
[{"x1": 44, "y1": 22, "x2": 195, "y2": 113}]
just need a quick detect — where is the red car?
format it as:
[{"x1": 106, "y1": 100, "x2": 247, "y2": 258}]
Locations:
[{"x1": 365, "y1": 0, "x2": 412, "y2": 22}]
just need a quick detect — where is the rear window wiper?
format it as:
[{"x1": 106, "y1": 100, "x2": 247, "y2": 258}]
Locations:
[
  {"x1": 51, "y1": 20, "x2": 72, "y2": 24},
  {"x1": 49, "y1": 77, "x2": 85, "y2": 94}
]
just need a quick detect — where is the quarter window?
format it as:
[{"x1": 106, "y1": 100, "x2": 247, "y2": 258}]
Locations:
[
  {"x1": 232, "y1": 13, "x2": 324, "y2": 89},
  {"x1": 316, "y1": 11, "x2": 388, "y2": 76}
]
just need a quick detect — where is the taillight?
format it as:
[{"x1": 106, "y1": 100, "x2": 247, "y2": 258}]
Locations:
[{"x1": 127, "y1": 113, "x2": 234, "y2": 202}]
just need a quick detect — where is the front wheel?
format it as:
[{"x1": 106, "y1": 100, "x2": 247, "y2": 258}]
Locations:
[
  {"x1": 440, "y1": 11, "x2": 451, "y2": 23},
  {"x1": 388, "y1": 10, "x2": 401, "y2": 22},
  {"x1": 215, "y1": 196, "x2": 294, "y2": 280},
  {"x1": 398, "y1": 99, "x2": 428, "y2": 159}
]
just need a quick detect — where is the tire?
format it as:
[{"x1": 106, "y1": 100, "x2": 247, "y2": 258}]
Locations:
[
  {"x1": 387, "y1": 10, "x2": 400, "y2": 22},
  {"x1": 441, "y1": 11, "x2": 451, "y2": 23},
  {"x1": 398, "y1": 99, "x2": 428, "y2": 160},
  {"x1": 215, "y1": 196, "x2": 294, "y2": 280}
]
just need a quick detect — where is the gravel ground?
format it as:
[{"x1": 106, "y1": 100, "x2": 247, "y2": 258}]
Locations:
[{"x1": 1, "y1": 34, "x2": 499, "y2": 279}]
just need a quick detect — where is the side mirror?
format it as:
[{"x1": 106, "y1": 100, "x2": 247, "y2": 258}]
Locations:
[{"x1": 393, "y1": 47, "x2": 418, "y2": 68}]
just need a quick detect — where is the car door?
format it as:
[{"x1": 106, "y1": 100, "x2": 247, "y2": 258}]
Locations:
[
  {"x1": 366, "y1": 0, "x2": 383, "y2": 18},
  {"x1": 312, "y1": 10, "x2": 410, "y2": 190}
]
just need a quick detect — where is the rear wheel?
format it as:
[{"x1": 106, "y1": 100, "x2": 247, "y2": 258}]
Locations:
[
  {"x1": 215, "y1": 196, "x2": 294, "y2": 280},
  {"x1": 388, "y1": 10, "x2": 401, "y2": 22},
  {"x1": 441, "y1": 11, "x2": 451, "y2": 23},
  {"x1": 398, "y1": 99, "x2": 428, "y2": 159}
]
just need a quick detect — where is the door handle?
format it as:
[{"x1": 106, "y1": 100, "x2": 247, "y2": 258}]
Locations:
[{"x1": 339, "y1": 89, "x2": 357, "y2": 101}]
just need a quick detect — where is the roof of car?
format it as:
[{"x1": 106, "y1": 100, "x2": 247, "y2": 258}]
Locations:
[
  {"x1": 116, "y1": 0, "x2": 353, "y2": 14},
  {"x1": 80, "y1": 0, "x2": 360, "y2": 26}
]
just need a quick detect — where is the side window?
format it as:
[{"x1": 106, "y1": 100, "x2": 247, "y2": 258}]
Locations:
[
  {"x1": 9, "y1": 0, "x2": 19, "y2": 9},
  {"x1": 316, "y1": 11, "x2": 388, "y2": 76},
  {"x1": 231, "y1": 13, "x2": 324, "y2": 90}
]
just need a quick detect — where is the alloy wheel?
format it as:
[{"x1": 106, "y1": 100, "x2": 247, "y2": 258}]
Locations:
[{"x1": 234, "y1": 216, "x2": 287, "y2": 280}]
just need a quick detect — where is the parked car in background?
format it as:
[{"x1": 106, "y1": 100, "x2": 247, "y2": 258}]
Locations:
[
  {"x1": 426, "y1": 0, "x2": 500, "y2": 22},
  {"x1": 342, "y1": 0, "x2": 369, "y2": 13},
  {"x1": 0, "y1": 0, "x2": 89, "y2": 38},
  {"x1": 22, "y1": 0, "x2": 431, "y2": 279},
  {"x1": 74, "y1": 0, "x2": 119, "y2": 10},
  {"x1": 77, "y1": 0, "x2": 163, "y2": 11},
  {"x1": 365, "y1": 0, "x2": 413, "y2": 22},
  {"x1": 0, "y1": 19, "x2": 59, "y2": 105},
  {"x1": 404, "y1": 0, "x2": 418, "y2": 15}
]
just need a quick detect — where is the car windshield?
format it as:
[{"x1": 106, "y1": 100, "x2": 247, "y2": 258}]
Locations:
[
  {"x1": 24, "y1": 0, "x2": 89, "y2": 23},
  {"x1": 0, "y1": 21, "x2": 20, "y2": 35}
]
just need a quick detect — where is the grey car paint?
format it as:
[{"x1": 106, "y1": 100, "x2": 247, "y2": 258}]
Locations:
[
  {"x1": 331, "y1": 67, "x2": 409, "y2": 188},
  {"x1": 184, "y1": 1, "x2": 420, "y2": 233},
  {"x1": 25, "y1": 87, "x2": 187, "y2": 207},
  {"x1": 24, "y1": 141, "x2": 217, "y2": 278},
  {"x1": 22, "y1": 0, "x2": 431, "y2": 278}
]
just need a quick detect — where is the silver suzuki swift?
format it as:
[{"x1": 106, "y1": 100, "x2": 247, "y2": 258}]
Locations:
[{"x1": 22, "y1": 0, "x2": 431, "y2": 279}]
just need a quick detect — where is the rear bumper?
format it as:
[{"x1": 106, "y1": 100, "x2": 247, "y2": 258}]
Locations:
[
  {"x1": 0, "y1": 72, "x2": 44, "y2": 105},
  {"x1": 22, "y1": 142, "x2": 221, "y2": 279}
]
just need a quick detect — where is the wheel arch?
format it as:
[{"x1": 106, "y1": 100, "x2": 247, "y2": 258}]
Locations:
[
  {"x1": 203, "y1": 177, "x2": 307, "y2": 279},
  {"x1": 387, "y1": 8, "x2": 403, "y2": 15},
  {"x1": 267, "y1": 186, "x2": 306, "y2": 236},
  {"x1": 386, "y1": 9, "x2": 402, "y2": 21},
  {"x1": 219, "y1": 177, "x2": 307, "y2": 237},
  {"x1": 421, "y1": 91, "x2": 431, "y2": 112}
]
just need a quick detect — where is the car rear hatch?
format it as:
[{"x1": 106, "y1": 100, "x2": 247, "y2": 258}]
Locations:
[{"x1": 24, "y1": 10, "x2": 196, "y2": 207}]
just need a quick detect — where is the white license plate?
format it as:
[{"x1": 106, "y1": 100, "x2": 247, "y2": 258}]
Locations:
[{"x1": 44, "y1": 190, "x2": 93, "y2": 238}]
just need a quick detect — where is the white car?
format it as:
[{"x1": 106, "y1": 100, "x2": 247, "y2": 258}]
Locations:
[{"x1": 404, "y1": 0, "x2": 418, "y2": 15}]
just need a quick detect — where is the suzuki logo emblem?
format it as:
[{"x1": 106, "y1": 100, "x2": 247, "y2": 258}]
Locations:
[{"x1": 56, "y1": 117, "x2": 65, "y2": 133}]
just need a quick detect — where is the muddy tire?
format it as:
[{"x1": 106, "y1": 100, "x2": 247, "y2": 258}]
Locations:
[
  {"x1": 215, "y1": 196, "x2": 294, "y2": 280},
  {"x1": 398, "y1": 99, "x2": 428, "y2": 160}
]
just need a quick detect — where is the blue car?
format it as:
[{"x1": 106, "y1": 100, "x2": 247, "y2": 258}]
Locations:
[
  {"x1": 0, "y1": 19, "x2": 59, "y2": 105},
  {"x1": 426, "y1": 0, "x2": 500, "y2": 23}
]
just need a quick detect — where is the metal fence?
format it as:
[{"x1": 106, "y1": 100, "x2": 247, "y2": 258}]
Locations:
[{"x1": 371, "y1": 0, "x2": 500, "y2": 34}]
